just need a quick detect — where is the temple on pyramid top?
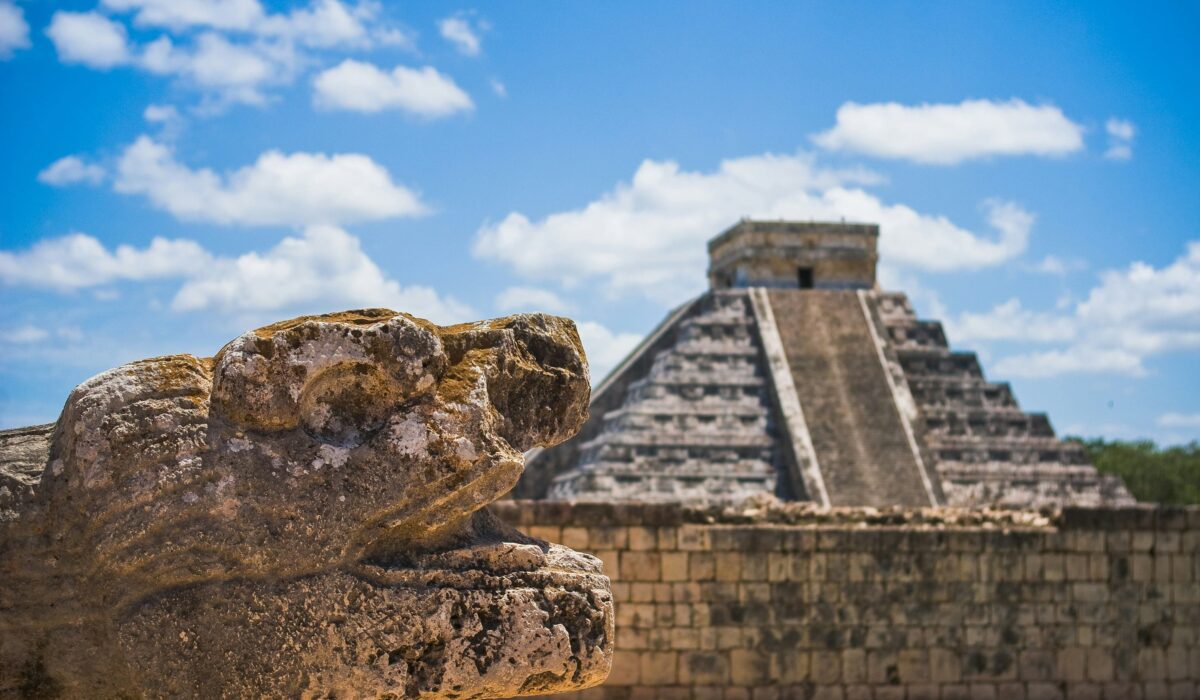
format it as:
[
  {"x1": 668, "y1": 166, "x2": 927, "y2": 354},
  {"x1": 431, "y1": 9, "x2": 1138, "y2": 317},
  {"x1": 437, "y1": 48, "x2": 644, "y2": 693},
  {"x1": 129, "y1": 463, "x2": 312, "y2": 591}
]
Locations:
[
  {"x1": 515, "y1": 220, "x2": 1134, "y2": 509},
  {"x1": 708, "y1": 219, "x2": 878, "y2": 291}
]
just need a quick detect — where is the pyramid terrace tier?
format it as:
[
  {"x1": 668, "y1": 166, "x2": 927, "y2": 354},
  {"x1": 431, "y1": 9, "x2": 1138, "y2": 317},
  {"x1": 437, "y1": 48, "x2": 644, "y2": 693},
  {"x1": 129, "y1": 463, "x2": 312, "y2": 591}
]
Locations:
[
  {"x1": 939, "y1": 463, "x2": 1136, "y2": 507},
  {"x1": 679, "y1": 309, "x2": 754, "y2": 325},
  {"x1": 600, "y1": 403, "x2": 766, "y2": 420},
  {"x1": 874, "y1": 291, "x2": 920, "y2": 322},
  {"x1": 643, "y1": 354, "x2": 764, "y2": 380},
  {"x1": 926, "y1": 435, "x2": 1090, "y2": 465},
  {"x1": 661, "y1": 343, "x2": 760, "y2": 357},
  {"x1": 596, "y1": 408, "x2": 769, "y2": 434},
  {"x1": 920, "y1": 409, "x2": 1058, "y2": 439},
  {"x1": 615, "y1": 388, "x2": 767, "y2": 411},
  {"x1": 905, "y1": 377, "x2": 1020, "y2": 410},
  {"x1": 564, "y1": 458, "x2": 775, "y2": 477},
  {"x1": 884, "y1": 320, "x2": 950, "y2": 351},
  {"x1": 572, "y1": 450, "x2": 776, "y2": 476},
  {"x1": 547, "y1": 464, "x2": 776, "y2": 502},
  {"x1": 578, "y1": 432, "x2": 775, "y2": 457},
  {"x1": 626, "y1": 373, "x2": 766, "y2": 391},
  {"x1": 896, "y1": 350, "x2": 986, "y2": 380}
]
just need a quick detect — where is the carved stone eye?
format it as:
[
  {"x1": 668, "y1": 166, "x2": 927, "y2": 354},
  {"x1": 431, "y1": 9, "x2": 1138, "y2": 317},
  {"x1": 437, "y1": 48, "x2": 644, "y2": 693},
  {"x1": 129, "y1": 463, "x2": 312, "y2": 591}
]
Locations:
[
  {"x1": 210, "y1": 312, "x2": 447, "y2": 437},
  {"x1": 298, "y1": 362, "x2": 402, "y2": 447}
]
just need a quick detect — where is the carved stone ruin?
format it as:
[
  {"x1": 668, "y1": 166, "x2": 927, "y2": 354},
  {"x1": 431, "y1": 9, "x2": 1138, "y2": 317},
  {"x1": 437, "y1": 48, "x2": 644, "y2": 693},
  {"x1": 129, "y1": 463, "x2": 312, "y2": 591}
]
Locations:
[{"x1": 0, "y1": 309, "x2": 613, "y2": 698}]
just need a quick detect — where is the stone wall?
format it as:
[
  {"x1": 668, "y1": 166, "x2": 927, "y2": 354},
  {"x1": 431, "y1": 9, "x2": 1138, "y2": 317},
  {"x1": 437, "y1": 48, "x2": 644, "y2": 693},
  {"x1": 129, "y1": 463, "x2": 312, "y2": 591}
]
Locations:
[{"x1": 493, "y1": 501, "x2": 1200, "y2": 700}]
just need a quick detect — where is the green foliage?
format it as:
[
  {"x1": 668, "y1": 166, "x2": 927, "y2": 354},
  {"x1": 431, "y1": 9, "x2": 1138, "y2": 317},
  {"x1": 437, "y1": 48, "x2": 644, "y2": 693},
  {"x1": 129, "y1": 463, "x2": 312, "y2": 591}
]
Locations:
[{"x1": 1066, "y1": 437, "x2": 1200, "y2": 505}]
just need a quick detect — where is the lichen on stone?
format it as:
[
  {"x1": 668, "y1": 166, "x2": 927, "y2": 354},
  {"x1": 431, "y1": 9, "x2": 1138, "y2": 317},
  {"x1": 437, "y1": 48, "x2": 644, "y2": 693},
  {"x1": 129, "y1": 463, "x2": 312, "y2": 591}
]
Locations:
[{"x1": 0, "y1": 308, "x2": 610, "y2": 698}]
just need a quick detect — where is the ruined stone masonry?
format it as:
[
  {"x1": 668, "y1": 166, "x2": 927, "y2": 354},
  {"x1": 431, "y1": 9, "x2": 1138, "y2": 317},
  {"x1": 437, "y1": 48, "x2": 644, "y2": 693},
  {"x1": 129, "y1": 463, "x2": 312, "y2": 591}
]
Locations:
[
  {"x1": 495, "y1": 500, "x2": 1200, "y2": 700},
  {"x1": 0, "y1": 309, "x2": 613, "y2": 698},
  {"x1": 520, "y1": 220, "x2": 1134, "y2": 509}
]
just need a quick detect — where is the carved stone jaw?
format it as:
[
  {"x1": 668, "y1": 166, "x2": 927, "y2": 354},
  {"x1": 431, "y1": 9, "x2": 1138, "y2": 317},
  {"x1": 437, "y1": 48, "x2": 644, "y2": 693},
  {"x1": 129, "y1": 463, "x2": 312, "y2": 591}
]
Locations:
[{"x1": 118, "y1": 509, "x2": 614, "y2": 699}]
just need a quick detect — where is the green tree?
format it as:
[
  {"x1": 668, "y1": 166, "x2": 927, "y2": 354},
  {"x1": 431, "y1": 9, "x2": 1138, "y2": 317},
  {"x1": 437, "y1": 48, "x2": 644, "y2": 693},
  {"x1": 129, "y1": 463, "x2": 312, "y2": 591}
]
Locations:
[{"x1": 1066, "y1": 437, "x2": 1200, "y2": 505}]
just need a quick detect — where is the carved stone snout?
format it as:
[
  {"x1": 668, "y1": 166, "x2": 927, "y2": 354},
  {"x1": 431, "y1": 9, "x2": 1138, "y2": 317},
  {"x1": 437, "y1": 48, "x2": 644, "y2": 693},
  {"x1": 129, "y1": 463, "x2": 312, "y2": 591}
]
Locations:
[{"x1": 0, "y1": 309, "x2": 611, "y2": 698}]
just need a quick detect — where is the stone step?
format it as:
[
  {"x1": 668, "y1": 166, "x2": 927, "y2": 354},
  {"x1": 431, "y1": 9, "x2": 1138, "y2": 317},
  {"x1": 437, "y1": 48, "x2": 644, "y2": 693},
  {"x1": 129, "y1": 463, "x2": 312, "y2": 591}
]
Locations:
[
  {"x1": 547, "y1": 470, "x2": 775, "y2": 502},
  {"x1": 922, "y1": 411, "x2": 1055, "y2": 438},
  {"x1": 602, "y1": 404, "x2": 765, "y2": 419},
  {"x1": 649, "y1": 354, "x2": 763, "y2": 375},
  {"x1": 666, "y1": 343, "x2": 760, "y2": 357},
  {"x1": 583, "y1": 446, "x2": 775, "y2": 467},
  {"x1": 907, "y1": 379, "x2": 1018, "y2": 410},
  {"x1": 628, "y1": 373, "x2": 766, "y2": 389},
  {"x1": 898, "y1": 351, "x2": 984, "y2": 379},
  {"x1": 885, "y1": 320, "x2": 949, "y2": 350},
  {"x1": 874, "y1": 292, "x2": 917, "y2": 322},
  {"x1": 603, "y1": 415, "x2": 768, "y2": 433},
  {"x1": 938, "y1": 461, "x2": 1107, "y2": 478},
  {"x1": 939, "y1": 466, "x2": 1136, "y2": 508},
  {"x1": 583, "y1": 431, "x2": 775, "y2": 449},
  {"x1": 619, "y1": 389, "x2": 766, "y2": 407},
  {"x1": 568, "y1": 460, "x2": 776, "y2": 476},
  {"x1": 929, "y1": 439, "x2": 1089, "y2": 465}
]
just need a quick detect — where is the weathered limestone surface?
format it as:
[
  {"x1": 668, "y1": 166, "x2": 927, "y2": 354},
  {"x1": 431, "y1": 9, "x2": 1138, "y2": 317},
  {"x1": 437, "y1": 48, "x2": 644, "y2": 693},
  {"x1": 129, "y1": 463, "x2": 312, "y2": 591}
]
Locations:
[
  {"x1": 496, "y1": 499, "x2": 1200, "y2": 699},
  {"x1": 0, "y1": 309, "x2": 613, "y2": 698}
]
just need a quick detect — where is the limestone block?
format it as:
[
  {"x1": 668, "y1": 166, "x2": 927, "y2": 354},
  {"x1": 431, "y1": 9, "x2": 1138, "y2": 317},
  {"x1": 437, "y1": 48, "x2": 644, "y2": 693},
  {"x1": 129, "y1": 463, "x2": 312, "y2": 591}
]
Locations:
[{"x1": 0, "y1": 309, "x2": 612, "y2": 698}]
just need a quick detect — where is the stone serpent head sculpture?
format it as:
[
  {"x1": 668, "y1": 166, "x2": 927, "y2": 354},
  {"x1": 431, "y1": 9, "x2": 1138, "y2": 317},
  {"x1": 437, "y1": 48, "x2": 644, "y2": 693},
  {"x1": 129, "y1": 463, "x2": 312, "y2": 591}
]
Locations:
[{"x1": 0, "y1": 309, "x2": 611, "y2": 698}]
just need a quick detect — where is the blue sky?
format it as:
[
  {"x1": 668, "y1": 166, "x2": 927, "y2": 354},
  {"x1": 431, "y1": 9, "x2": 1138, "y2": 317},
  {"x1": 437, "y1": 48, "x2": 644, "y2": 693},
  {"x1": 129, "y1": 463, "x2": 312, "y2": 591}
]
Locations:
[{"x1": 1, "y1": 1, "x2": 1198, "y2": 443}]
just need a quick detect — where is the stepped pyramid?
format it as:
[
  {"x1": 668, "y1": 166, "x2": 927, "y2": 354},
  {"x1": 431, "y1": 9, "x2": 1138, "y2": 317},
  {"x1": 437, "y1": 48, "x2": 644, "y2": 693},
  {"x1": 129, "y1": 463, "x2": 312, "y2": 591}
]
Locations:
[{"x1": 516, "y1": 220, "x2": 1134, "y2": 508}]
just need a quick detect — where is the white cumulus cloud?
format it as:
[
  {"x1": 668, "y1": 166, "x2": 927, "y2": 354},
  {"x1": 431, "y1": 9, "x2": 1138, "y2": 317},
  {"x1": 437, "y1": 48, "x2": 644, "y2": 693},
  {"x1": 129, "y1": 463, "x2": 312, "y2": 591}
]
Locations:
[
  {"x1": 46, "y1": 11, "x2": 293, "y2": 106},
  {"x1": 0, "y1": 2, "x2": 30, "y2": 59},
  {"x1": 0, "y1": 232, "x2": 212, "y2": 291},
  {"x1": 140, "y1": 32, "x2": 299, "y2": 107},
  {"x1": 495, "y1": 286, "x2": 571, "y2": 314},
  {"x1": 144, "y1": 103, "x2": 185, "y2": 138},
  {"x1": 993, "y1": 347, "x2": 1144, "y2": 379},
  {"x1": 254, "y1": 0, "x2": 379, "y2": 48},
  {"x1": 813, "y1": 99, "x2": 1086, "y2": 165},
  {"x1": 114, "y1": 135, "x2": 426, "y2": 226},
  {"x1": 1031, "y1": 254, "x2": 1086, "y2": 276},
  {"x1": 473, "y1": 151, "x2": 1031, "y2": 305},
  {"x1": 38, "y1": 156, "x2": 107, "y2": 187},
  {"x1": 102, "y1": 0, "x2": 265, "y2": 32},
  {"x1": 957, "y1": 240, "x2": 1200, "y2": 378},
  {"x1": 1105, "y1": 118, "x2": 1135, "y2": 161},
  {"x1": 0, "y1": 325, "x2": 83, "y2": 344},
  {"x1": 144, "y1": 103, "x2": 180, "y2": 124},
  {"x1": 438, "y1": 14, "x2": 484, "y2": 56},
  {"x1": 946, "y1": 298, "x2": 1076, "y2": 344},
  {"x1": 102, "y1": 0, "x2": 409, "y2": 50},
  {"x1": 313, "y1": 59, "x2": 474, "y2": 117},
  {"x1": 49, "y1": 2, "x2": 413, "y2": 107},
  {"x1": 0, "y1": 227, "x2": 470, "y2": 324},
  {"x1": 172, "y1": 225, "x2": 472, "y2": 321},
  {"x1": 47, "y1": 11, "x2": 131, "y2": 69}
]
